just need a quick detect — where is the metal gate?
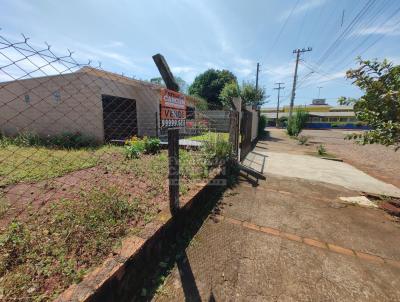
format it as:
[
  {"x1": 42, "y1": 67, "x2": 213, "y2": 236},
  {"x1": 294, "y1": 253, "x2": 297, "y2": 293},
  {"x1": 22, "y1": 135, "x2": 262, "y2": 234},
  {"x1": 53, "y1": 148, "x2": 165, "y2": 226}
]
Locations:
[
  {"x1": 240, "y1": 109, "x2": 253, "y2": 161},
  {"x1": 102, "y1": 94, "x2": 138, "y2": 141}
]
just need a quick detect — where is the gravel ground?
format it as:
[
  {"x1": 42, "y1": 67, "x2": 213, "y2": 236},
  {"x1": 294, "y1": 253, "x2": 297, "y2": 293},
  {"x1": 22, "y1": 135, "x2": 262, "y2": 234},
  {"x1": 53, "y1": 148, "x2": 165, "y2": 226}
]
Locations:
[{"x1": 301, "y1": 129, "x2": 400, "y2": 188}]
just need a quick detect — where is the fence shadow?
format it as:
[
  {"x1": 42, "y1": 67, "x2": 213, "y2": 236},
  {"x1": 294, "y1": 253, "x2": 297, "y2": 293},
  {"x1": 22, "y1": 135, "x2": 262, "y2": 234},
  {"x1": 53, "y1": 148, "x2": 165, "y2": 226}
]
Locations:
[{"x1": 138, "y1": 174, "x2": 239, "y2": 301}]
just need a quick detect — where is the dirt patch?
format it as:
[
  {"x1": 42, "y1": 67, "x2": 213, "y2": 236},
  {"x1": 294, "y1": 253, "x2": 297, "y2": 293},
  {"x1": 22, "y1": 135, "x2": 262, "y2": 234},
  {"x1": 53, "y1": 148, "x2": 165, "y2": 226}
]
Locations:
[{"x1": 0, "y1": 148, "x2": 215, "y2": 301}]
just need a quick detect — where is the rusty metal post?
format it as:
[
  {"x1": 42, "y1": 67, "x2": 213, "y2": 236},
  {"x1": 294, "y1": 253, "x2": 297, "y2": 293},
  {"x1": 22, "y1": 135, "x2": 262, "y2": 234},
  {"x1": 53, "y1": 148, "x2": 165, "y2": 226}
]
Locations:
[{"x1": 168, "y1": 128, "x2": 179, "y2": 215}]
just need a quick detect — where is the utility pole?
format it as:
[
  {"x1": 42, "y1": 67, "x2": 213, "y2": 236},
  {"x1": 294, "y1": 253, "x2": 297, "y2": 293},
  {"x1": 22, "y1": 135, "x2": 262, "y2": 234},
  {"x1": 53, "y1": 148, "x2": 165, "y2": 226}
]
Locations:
[
  {"x1": 274, "y1": 82, "x2": 285, "y2": 127},
  {"x1": 255, "y1": 62, "x2": 260, "y2": 91},
  {"x1": 289, "y1": 47, "x2": 312, "y2": 119},
  {"x1": 317, "y1": 86, "x2": 323, "y2": 98}
]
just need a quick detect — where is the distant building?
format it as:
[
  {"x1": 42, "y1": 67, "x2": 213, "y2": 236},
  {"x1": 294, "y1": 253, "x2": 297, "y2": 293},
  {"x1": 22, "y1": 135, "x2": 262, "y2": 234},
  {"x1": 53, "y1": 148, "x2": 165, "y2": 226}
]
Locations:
[{"x1": 261, "y1": 98, "x2": 365, "y2": 129}]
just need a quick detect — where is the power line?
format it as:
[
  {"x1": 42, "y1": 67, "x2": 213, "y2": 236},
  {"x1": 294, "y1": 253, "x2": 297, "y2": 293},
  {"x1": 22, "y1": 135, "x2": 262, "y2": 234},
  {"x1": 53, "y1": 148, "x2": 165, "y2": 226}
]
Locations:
[{"x1": 265, "y1": 0, "x2": 300, "y2": 61}]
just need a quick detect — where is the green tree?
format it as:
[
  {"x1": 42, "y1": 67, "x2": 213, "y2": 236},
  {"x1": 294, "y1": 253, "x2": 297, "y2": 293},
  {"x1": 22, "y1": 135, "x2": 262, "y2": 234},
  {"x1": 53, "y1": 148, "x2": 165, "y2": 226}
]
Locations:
[
  {"x1": 219, "y1": 81, "x2": 267, "y2": 109},
  {"x1": 240, "y1": 82, "x2": 267, "y2": 107},
  {"x1": 149, "y1": 76, "x2": 188, "y2": 94},
  {"x1": 342, "y1": 58, "x2": 400, "y2": 149},
  {"x1": 188, "y1": 69, "x2": 237, "y2": 109},
  {"x1": 219, "y1": 81, "x2": 240, "y2": 108}
]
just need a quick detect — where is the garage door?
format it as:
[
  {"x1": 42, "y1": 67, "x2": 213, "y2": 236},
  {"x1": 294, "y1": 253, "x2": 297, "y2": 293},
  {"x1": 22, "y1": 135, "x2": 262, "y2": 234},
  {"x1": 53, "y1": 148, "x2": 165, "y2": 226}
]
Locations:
[{"x1": 102, "y1": 94, "x2": 137, "y2": 141}]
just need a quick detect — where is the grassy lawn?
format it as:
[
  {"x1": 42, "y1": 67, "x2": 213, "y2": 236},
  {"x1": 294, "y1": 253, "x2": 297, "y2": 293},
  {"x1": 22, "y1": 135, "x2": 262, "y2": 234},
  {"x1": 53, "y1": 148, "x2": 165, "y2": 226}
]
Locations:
[
  {"x1": 188, "y1": 131, "x2": 229, "y2": 142},
  {"x1": 0, "y1": 143, "x2": 215, "y2": 301},
  {"x1": 0, "y1": 145, "x2": 124, "y2": 186}
]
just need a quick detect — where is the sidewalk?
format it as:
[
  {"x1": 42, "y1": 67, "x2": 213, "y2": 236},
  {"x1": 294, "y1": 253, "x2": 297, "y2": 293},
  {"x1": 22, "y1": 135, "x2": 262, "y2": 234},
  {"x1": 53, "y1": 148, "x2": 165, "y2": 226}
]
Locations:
[{"x1": 153, "y1": 174, "x2": 400, "y2": 301}]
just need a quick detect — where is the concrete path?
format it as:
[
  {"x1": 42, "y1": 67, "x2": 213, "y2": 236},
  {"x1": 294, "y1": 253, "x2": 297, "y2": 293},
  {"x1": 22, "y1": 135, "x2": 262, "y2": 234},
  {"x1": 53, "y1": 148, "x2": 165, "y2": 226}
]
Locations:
[
  {"x1": 243, "y1": 150, "x2": 400, "y2": 198},
  {"x1": 153, "y1": 175, "x2": 400, "y2": 301},
  {"x1": 152, "y1": 133, "x2": 400, "y2": 301}
]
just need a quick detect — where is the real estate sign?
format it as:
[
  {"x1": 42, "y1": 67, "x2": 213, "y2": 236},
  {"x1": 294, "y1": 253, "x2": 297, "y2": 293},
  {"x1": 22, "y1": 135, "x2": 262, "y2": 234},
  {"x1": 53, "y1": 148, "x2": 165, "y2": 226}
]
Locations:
[{"x1": 160, "y1": 89, "x2": 186, "y2": 128}]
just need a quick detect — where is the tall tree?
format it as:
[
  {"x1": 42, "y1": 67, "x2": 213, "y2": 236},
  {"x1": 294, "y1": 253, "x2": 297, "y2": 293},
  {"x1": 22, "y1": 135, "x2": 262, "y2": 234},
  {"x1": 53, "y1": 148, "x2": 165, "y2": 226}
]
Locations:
[
  {"x1": 219, "y1": 81, "x2": 240, "y2": 108},
  {"x1": 149, "y1": 76, "x2": 189, "y2": 94},
  {"x1": 342, "y1": 58, "x2": 400, "y2": 150},
  {"x1": 240, "y1": 82, "x2": 267, "y2": 107},
  {"x1": 188, "y1": 69, "x2": 237, "y2": 109}
]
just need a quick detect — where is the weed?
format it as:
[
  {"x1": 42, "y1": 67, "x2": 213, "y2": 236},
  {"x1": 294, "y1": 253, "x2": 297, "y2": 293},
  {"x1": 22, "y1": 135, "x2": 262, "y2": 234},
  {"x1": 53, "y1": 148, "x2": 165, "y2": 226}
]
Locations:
[
  {"x1": 0, "y1": 187, "x2": 149, "y2": 300},
  {"x1": 297, "y1": 135, "x2": 309, "y2": 145},
  {"x1": 124, "y1": 136, "x2": 161, "y2": 159},
  {"x1": 0, "y1": 132, "x2": 98, "y2": 149},
  {"x1": 317, "y1": 144, "x2": 327, "y2": 156},
  {"x1": 0, "y1": 194, "x2": 8, "y2": 218}
]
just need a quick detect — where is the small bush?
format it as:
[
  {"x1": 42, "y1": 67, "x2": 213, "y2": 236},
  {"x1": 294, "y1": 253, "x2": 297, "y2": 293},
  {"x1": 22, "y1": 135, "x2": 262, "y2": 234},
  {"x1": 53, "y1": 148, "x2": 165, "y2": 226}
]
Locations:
[
  {"x1": 125, "y1": 136, "x2": 161, "y2": 159},
  {"x1": 317, "y1": 144, "x2": 327, "y2": 156},
  {"x1": 47, "y1": 132, "x2": 98, "y2": 149},
  {"x1": 143, "y1": 137, "x2": 161, "y2": 154},
  {"x1": 125, "y1": 136, "x2": 146, "y2": 159},
  {"x1": 258, "y1": 115, "x2": 268, "y2": 135},
  {"x1": 287, "y1": 109, "x2": 309, "y2": 137},
  {"x1": 297, "y1": 135, "x2": 309, "y2": 145},
  {"x1": 331, "y1": 122, "x2": 340, "y2": 128},
  {"x1": 202, "y1": 138, "x2": 232, "y2": 166},
  {"x1": 278, "y1": 116, "x2": 288, "y2": 128}
]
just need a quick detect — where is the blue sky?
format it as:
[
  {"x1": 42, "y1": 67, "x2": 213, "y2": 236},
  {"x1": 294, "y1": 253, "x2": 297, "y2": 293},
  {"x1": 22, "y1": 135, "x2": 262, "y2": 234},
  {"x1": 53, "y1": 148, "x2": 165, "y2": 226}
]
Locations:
[{"x1": 1, "y1": 0, "x2": 400, "y2": 108}]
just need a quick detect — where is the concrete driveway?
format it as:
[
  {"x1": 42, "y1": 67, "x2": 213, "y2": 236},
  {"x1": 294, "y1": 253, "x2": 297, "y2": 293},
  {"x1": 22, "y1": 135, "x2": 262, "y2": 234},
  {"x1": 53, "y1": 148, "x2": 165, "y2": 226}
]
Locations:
[
  {"x1": 243, "y1": 151, "x2": 400, "y2": 198},
  {"x1": 154, "y1": 175, "x2": 400, "y2": 301}
]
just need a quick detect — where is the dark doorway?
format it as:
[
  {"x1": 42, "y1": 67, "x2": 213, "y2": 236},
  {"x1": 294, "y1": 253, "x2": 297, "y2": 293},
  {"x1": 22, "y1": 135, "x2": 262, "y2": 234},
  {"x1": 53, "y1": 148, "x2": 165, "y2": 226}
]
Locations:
[{"x1": 102, "y1": 94, "x2": 137, "y2": 141}]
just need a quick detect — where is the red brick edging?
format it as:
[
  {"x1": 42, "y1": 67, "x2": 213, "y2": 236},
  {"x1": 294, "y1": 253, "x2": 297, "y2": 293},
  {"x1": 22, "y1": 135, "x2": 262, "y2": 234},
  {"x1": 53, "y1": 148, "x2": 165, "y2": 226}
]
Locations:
[{"x1": 218, "y1": 215, "x2": 400, "y2": 270}]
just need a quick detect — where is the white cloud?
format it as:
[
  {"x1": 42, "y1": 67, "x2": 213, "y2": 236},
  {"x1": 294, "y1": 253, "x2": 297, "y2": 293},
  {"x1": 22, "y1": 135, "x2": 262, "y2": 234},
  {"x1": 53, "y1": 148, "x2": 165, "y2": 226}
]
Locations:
[
  {"x1": 354, "y1": 23, "x2": 400, "y2": 36},
  {"x1": 279, "y1": 0, "x2": 327, "y2": 21},
  {"x1": 171, "y1": 66, "x2": 195, "y2": 74}
]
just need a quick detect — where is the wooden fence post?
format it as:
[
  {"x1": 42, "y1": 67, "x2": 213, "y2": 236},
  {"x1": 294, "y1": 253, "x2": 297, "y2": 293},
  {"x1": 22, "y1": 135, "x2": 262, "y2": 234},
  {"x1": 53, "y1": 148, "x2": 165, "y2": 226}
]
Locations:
[{"x1": 168, "y1": 128, "x2": 180, "y2": 216}]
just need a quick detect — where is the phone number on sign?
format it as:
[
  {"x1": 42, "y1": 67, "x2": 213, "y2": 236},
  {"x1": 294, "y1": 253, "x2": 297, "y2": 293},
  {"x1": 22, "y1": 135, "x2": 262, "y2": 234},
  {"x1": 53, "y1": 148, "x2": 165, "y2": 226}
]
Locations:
[{"x1": 161, "y1": 119, "x2": 185, "y2": 128}]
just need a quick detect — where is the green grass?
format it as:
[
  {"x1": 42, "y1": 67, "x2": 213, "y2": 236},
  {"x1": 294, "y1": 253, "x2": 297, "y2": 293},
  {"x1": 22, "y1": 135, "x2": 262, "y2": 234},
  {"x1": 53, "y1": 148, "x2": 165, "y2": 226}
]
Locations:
[
  {"x1": 0, "y1": 187, "x2": 151, "y2": 301},
  {"x1": 0, "y1": 143, "x2": 221, "y2": 301},
  {"x1": 188, "y1": 132, "x2": 229, "y2": 142},
  {"x1": 0, "y1": 145, "x2": 122, "y2": 186}
]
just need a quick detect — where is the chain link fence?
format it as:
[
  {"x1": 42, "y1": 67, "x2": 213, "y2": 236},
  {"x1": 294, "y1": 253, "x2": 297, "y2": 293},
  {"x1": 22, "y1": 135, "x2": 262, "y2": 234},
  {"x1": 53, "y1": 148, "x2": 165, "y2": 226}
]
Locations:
[{"x1": 0, "y1": 33, "x2": 239, "y2": 301}]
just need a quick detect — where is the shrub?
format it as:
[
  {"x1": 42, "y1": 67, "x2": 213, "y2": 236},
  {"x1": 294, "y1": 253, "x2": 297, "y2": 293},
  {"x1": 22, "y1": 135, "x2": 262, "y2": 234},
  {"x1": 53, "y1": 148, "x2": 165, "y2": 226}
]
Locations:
[
  {"x1": 317, "y1": 144, "x2": 327, "y2": 156},
  {"x1": 278, "y1": 116, "x2": 288, "y2": 128},
  {"x1": 258, "y1": 115, "x2": 268, "y2": 135},
  {"x1": 143, "y1": 137, "x2": 161, "y2": 154},
  {"x1": 331, "y1": 122, "x2": 340, "y2": 128},
  {"x1": 287, "y1": 109, "x2": 309, "y2": 137},
  {"x1": 47, "y1": 132, "x2": 98, "y2": 149},
  {"x1": 202, "y1": 138, "x2": 232, "y2": 166},
  {"x1": 297, "y1": 135, "x2": 309, "y2": 145},
  {"x1": 124, "y1": 136, "x2": 161, "y2": 159}
]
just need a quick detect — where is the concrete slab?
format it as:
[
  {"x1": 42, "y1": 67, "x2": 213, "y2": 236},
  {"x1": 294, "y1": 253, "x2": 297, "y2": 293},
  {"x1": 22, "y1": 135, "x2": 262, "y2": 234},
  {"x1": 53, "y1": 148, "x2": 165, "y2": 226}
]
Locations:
[
  {"x1": 246, "y1": 151, "x2": 400, "y2": 198},
  {"x1": 153, "y1": 176, "x2": 400, "y2": 301}
]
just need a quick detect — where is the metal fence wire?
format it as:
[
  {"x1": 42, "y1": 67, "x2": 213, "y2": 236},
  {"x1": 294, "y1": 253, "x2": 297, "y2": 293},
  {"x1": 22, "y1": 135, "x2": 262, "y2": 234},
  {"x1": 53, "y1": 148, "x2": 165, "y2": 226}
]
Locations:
[{"x1": 0, "y1": 33, "x2": 239, "y2": 301}]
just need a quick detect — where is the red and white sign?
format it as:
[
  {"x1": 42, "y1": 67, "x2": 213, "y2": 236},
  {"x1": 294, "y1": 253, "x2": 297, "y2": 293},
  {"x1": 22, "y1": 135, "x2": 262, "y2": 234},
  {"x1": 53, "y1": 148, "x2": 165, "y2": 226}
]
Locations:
[{"x1": 160, "y1": 89, "x2": 186, "y2": 128}]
